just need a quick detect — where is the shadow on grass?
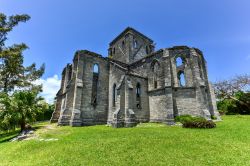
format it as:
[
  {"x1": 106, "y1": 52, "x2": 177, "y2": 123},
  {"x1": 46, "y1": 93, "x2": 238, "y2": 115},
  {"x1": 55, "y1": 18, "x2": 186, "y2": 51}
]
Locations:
[
  {"x1": 0, "y1": 125, "x2": 45, "y2": 143},
  {"x1": 32, "y1": 126, "x2": 44, "y2": 130},
  {"x1": 0, "y1": 130, "x2": 20, "y2": 143}
]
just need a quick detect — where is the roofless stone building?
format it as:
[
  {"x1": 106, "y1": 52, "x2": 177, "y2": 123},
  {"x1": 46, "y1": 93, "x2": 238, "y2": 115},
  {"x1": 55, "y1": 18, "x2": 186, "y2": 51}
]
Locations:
[{"x1": 50, "y1": 27, "x2": 220, "y2": 127}]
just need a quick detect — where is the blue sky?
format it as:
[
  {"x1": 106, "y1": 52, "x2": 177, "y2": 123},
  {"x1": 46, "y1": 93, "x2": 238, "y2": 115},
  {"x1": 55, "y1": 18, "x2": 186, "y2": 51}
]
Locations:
[{"x1": 1, "y1": 0, "x2": 250, "y2": 101}]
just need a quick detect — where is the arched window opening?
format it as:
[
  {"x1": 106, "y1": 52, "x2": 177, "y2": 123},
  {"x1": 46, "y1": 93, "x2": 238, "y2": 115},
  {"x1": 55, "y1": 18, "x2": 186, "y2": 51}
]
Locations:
[
  {"x1": 151, "y1": 60, "x2": 160, "y2": 89},
  {"x1": 178, "y1": 71, "x2": 186, "y2": 87},
  {"x1": 136, "y1": 83, "x2": 141, "y2": 109},
  {"x1": 67, "y1": 66, "x2": 72, "y2": 82},
  {"x1": 109, "y1": 48, "x2": 112, "y2": 56},
  {"x1": 136, "y1": 83, "x2": 141, "y2": 97},
  {"x1": 151, "y1": 60, "x2": 160, "y2": 72},
  {"x1": 133, "y1": 39, "x2": 138, "y2": 48},
  {"x1": 113, "y1": 84, "x2": 116, "y2": 107},
  {"x1": 113, "y1": 47, "x2": 115, "y2": 54},
  {"x1": 122, "y1": 40, "x2": 125, "y2": 48},
  {"x1": 146, "y1": 46, "x2": 149, "y2": 54},
  {"x1": 198, "y1": 58, "x2": 204, "y2": 79},
  {"x1": 93, "y1": 64, "x2": 99, "y2": 74},
  {"x1": 176, "y1": 57, "x2": 184, "y2": 67},
  {"x1": 154, "y1": 80, "x2": 158, "y2": 89},
  {"x1": 91, "y1": 64, "x2": 99, "y2": 107}
]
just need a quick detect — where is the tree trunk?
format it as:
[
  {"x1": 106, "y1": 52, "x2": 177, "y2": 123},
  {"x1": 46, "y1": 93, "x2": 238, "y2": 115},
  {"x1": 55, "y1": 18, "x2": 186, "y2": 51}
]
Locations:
[
  {"x1": 228, "y1": 96, "x2": 250, "y2": 109},
  {"x1": 3, "y1": 76, "x2": 9, "y2": 93},
  {"x1": 20, "y1": 120, "x2": 26, "y2": 132},
  {"x1": 3, "y1": 80, "x2": 8, "y2": 93}
]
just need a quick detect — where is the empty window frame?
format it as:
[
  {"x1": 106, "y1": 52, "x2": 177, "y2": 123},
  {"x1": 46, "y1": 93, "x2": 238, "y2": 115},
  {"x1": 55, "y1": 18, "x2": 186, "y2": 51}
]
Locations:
[
  {"x1": 136, "y1": 83, "x2": 141, "y2": 109},
  {"x1": 176, "y1": 57, "x2": 184, "y2": 67},
  {"x1": 91, "y1": 64, "x2": 99, "y2": 106},
  {"x1": 133, "y1": 39, "x2": 138, "y2": 48},
  {"x1": 146, "y1": 46, "x2": 149, "y2": 54},
  {"x1": 178, "y1": 71, "x2": 186, "y2": 87},
  {"x1": 198, "y1": 57, "x2": 204, "y2": 79},
  {"x1": 151, "y1": 60, "x2": 160, "y2": 89},
  {"x1": 113, "y1": 84, "x2": 116, "y2": 107},
  {"x1": 122, "y1": 40, "x2": 125, "y2": 48}
]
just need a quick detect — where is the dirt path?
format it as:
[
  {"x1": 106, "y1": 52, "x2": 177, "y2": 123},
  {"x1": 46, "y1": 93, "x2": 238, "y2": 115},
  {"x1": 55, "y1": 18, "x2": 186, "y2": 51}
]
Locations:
[{"x1": 11, "y1": 123, "x2": 59, "y2": 142}]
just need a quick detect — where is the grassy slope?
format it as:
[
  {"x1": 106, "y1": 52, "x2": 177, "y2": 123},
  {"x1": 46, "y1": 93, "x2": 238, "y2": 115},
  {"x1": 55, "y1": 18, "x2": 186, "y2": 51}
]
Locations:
[{"x1": 0, "y1": 116, "x2": 250, "y2": 166}]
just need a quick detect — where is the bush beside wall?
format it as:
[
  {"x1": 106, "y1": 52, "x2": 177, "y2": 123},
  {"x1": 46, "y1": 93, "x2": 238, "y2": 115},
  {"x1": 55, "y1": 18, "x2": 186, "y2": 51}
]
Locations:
[{"x1": 175, "y1": 115, "x2": 216, "y2": 129}]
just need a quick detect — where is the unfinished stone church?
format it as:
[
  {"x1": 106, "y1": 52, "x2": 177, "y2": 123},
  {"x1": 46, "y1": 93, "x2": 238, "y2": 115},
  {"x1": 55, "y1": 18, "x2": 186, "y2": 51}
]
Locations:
[{"x1": 50, "y1": 27, "x2": 220, "y2": 127}]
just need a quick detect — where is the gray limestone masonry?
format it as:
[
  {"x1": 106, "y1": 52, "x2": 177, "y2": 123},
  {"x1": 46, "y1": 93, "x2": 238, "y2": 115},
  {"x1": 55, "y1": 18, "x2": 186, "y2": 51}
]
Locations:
[{"x1": 50, "y1": 27, "x2": 221, "y2": 127}]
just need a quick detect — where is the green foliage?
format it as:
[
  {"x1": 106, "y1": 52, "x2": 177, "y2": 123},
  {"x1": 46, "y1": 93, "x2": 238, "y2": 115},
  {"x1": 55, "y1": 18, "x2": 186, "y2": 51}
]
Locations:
[
  {"x1": 0, "y1": 12, "x2": 47, "y2": 132},
  {"x1": 0, "y1": 93, "x2": 17, "y2": 131},
  {"x1": 0, "y1": 13, "x2": 30, "y2": 48},
  {"x1": 0, "y1": 43, "x2": 45, "y2": 92},
  {"x1": 217, "y1": 92, "x2": 250, "y2": 115},
  {"x1": 175, "y1": 114, "x2": 206, "y2": 124},
  {"x1": 182, "y1": 120, "x2": 216, "y2": 128},
  {"x1": 211, "y1": 115, "x2": 217, "y2": 120},
  {"x1": 36, "y1": 102, "x2": 54, "y2": 121},
  {"x1": 175, "y1": 114, "x2": 192, "y2": 123},
  {"x1": 175, "y1": 115, "x2": 215, "y2": 129},
  {"x1": 214, "y1": 75, "x2": 250, "y2": 115},
  {"x1": 0, "y1": 13, "x2": 45, "y2": 92},
  {"x1": 217, "y1": 99, "x2": 236, "y2": 114},
  {"x1": 218, "y1": 109, "x2": 226, "y2": 115},
  {"x1": 236, "y1": 92, "x2": 250, "y2": 114},
  {"x1": 0, "y1": 90, "x2": 44, "y2": 131}
]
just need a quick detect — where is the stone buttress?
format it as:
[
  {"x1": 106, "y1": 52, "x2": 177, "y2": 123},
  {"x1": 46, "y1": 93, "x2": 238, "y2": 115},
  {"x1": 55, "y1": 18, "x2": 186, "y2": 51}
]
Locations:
[{"x1": 51, "y1": 27, "x2": 220, "y2": 127}]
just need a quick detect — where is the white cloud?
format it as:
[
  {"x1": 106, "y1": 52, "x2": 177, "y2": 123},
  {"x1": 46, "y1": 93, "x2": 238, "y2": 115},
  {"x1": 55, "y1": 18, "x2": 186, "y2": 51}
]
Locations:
[{"x1": 34, "y1": 75, "x2": 61, "y2": 104}]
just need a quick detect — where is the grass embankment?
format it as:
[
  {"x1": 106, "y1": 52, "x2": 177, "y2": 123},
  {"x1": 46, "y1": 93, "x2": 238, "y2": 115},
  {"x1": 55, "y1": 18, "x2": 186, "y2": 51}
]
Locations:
[{"x1": 0, "y1": 116, "x2": 250, "y2": 166}]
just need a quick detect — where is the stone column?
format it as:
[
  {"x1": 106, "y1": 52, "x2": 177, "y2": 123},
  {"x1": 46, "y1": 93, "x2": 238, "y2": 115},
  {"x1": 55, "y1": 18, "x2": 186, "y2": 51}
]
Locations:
[
  {"x1": 124, "y1": 76, "x2": 137, "y2": 127},
  {"x1": 112, "y1": 76, "x2": 125, "y2": 128},
  {"x1": 58, "y1": 65, "x2": 73, "y2": 126},
  {"x1": 162, "y1": 49, "x2": 175, "y2": 124},
  {"x1": 50, "y1": 95, "x2": 62, "y2": 123},
  {"x1": 190, "y1": 49, "x2": 204, "y2": 86},
  {"x1": 190, "y1": 49, "x2": 211, "y2": 119},
  {"x1": 70, "y1": 54, "x2": 83, "y2": 126}
]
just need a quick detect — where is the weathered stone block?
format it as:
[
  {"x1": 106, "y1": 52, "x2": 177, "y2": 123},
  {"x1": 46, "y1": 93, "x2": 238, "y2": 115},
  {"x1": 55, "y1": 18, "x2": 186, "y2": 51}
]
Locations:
[{"x1": 53, "y1": 27, "x2": 220, "y2": 128}]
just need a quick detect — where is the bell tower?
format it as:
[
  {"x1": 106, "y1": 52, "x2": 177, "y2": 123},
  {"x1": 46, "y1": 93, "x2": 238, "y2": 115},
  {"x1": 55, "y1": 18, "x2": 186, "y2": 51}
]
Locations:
[{"x1": 108, "y1": 27, "x2": 155, "y2": 64}]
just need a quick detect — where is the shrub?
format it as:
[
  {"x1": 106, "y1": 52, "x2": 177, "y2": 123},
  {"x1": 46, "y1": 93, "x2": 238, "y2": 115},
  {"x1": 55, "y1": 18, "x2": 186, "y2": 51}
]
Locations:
[
  {"x1": 218, "y1": 110, "x2": 226, "y2": 115},
  {"x1": 175, "y1": 115, "x2": 192, "y2": 123},
  {"x1": 36, "y1": 103, "x2": 54, "y2": 121},
  {"x1": 182, "y1": 120, "x2": 216, "y2": 129},
  {"x1": 211, "y1": 115, "x2": 217, "y2": 120},
  {"x1": 175, "y1": 115, "x2": 206, "y2": 124},
  {"x1": 216, "y1": 92, "x2": 250, "y2": 115},
  {"x1": 175, "y1": 115, "x2": 216, "y2": 129}
]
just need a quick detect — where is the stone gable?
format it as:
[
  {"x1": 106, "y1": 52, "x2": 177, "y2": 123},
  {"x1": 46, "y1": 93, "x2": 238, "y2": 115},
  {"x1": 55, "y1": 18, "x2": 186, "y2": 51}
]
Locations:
[{"x1": 50, "y1": 27, "x2": 220, "y2": 127}]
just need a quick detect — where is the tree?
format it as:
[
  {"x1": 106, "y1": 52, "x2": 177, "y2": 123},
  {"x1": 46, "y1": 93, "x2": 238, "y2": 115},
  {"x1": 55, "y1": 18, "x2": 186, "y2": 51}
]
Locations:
[
  {"x1": 0, "y1": 92, "x2": 17, "y2": 131},
  {"x1": 214, "y1": 74, "x2": 250, "y2": 113},
  {"x1": 0, "y1": 13, "x2": 45, "y2": 92},
  {"x1": 0, "y1": 90, "x2": 44, "y2": 131},
  {"x1": 0, "y1": 13, "x2": 46, "y2": 132},
  {"x1": 36, "y1": 101, "x2": 55, "y2": 121},
  {"x1": 0, "y1": 13, "x2": 30, "y2": 49}
]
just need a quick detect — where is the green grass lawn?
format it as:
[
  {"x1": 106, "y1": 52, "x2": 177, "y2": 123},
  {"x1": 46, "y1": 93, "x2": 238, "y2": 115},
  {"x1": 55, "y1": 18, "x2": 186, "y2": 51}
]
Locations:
[{"x1": 1, "y1": 116, "x2": 250, "y2": 166}]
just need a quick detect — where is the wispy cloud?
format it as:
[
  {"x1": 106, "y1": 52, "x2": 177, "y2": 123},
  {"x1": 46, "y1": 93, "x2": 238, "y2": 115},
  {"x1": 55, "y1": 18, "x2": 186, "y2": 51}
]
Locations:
[{"x1": 34, "y1": 75, "x2": 61, "y2": 103}]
